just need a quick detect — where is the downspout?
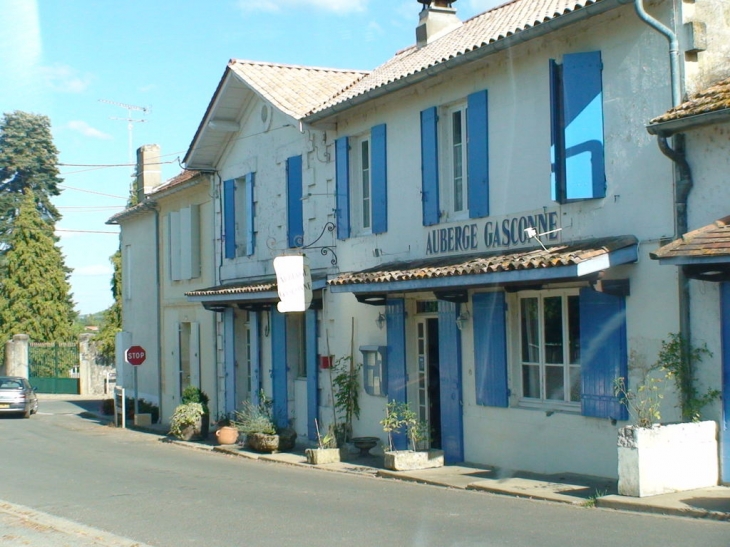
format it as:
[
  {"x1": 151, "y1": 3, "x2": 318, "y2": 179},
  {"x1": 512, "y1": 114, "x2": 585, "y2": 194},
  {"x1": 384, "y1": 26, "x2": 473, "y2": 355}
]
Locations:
[{"x1": 634, "y1": 0, "x2": 693, "y2": 414}]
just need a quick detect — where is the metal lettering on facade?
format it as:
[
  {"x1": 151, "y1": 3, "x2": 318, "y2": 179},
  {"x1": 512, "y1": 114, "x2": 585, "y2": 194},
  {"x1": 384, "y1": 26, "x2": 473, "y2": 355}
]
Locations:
[{"x1": 425, "y1": 209, "x2": 561, "y2": 255}]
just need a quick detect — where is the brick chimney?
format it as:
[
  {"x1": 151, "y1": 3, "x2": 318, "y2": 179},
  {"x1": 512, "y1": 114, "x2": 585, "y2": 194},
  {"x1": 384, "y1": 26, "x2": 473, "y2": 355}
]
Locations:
[
  {"x1": 416, "y1": 0, "x2": 461, "y2": 48},
  {"x1": 135, "y1": 144, "x2": 162, "y2": 201}
]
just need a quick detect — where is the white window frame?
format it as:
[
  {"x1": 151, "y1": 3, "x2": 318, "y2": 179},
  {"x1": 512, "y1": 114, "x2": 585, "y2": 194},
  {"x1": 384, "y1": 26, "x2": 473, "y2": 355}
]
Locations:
[
  {"x1": 349, "y1": 134, "x2": 372, "y2": 235},
  {"x1": 514, "y1": 288, "x2": 581, "y2": 411},
  {"x1": 440, "y1": 102, "x2": 468, "y2": 221}
]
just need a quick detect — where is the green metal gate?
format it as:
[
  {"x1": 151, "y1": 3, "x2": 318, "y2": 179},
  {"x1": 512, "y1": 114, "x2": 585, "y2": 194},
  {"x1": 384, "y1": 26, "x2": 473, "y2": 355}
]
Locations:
[{"x1": 29, "y1": 342, "x2": 80, "y2": 394}]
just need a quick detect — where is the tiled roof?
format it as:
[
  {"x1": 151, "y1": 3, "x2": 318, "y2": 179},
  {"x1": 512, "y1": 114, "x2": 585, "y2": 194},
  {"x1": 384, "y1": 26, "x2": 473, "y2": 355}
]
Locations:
[
  {"x1": 228, "y1": 60, "x2": 368, "y2": 120},
  {"x1": 310, "y1": 0, "x2": 611, "y2": 116},
  {"x1": 650, "y1": 77, "x2": 730, "y2": 124},
  {"x1": 186, "y1": 280, "x2": 278, "y2": 298},
  {"x1": 328, "y1": 235, "x2": 637, "y2": 287},
  {"x1": 651, "y1": 216, "x2": 730, "y2": 260}
]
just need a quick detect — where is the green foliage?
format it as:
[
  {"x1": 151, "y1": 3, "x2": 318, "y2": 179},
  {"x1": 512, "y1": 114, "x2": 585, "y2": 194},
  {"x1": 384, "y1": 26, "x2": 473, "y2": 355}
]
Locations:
[
  {"x1": 0, "y1": 189, "x2": 76, "y2": 341},
  {"x1": 181, "y1": 386, "x2": 209, "y2": 414},
  {"x1": 94, "y1": 249, "x2": 122, "y2": 362},
  {"x1": 614, "y1": 373, "x2": 664, "y2": 428},
  {"x1": 0, "y1": 111, "x2": 62, "y2": 248},
  {"x1": 657, "y1": 333, "x2": 719, "y2": 422},
  {"x1": 233, "y1": 393, "x2": 276, "y2": 436},
  {"x1": 169, "y1": 402, "x2": 205, "y2": 439},
  {"x1": 331, "y1": 356, "x2": 361, "y2": 442},
  {"x1": 380, "y1": 400, "x2": 428, "y2": 452}
]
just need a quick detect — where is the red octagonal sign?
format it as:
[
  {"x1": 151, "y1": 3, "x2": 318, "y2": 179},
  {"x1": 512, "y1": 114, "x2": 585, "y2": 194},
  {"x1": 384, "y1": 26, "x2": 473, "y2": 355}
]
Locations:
[{"x1": 125, "y1": 345, "x2": 146, "y2": 366}]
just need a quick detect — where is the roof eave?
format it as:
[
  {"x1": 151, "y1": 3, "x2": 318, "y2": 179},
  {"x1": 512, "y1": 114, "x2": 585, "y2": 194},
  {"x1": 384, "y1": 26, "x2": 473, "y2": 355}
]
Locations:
[{"x1": 646, "y1": 108, "x2": 730, "y2": 137}]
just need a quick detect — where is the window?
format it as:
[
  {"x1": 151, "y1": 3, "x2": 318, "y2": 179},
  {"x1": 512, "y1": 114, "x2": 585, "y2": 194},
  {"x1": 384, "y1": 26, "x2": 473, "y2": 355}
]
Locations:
[
  {"x1": 286, "y1": 313, "x2": 306, "y2": 378},
  {"x1": 519, "y1": 290, "x2": 580, "y2": 407},
  {"x1": 178, "y1": 321, "x2": 200, "y2": 398},
  {"x1": 360, "y1": 345, "x2": 387, "y2": 397},
  {"x1": 223, "y1": 173, "x2": 255, "y2": 258},
  {"x1": 168, "y1": 205, "x2": 201, "y2": 281},
  {"x1": 335, "y1": 124, "x2": 387, "y2": 239},
  {"x1": 421, "y1": 89, "x2": 489, "y2": 226},
  {"x1": 550, "y1": 51, "x2": 606, "y2": 202},
  {"x1": 286, "y1": 156, "x2": 303, "y2": 248}
]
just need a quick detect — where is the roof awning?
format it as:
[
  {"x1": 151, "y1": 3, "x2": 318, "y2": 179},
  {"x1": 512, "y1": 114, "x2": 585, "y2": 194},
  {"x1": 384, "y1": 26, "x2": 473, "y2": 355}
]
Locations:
[
  {"x1": 651, "y1": 216, "x2": 730, "y2": 281},
  {"x1": 328, "y1": 236, "x2": 638, "y2": 299},
  {"x1": 186, "y1": 277, "x2": 327, "y2": 311}
]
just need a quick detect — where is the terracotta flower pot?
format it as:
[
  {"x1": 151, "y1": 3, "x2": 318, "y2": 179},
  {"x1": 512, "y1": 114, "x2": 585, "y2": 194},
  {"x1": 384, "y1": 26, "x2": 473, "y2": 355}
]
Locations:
[{"x1": 216, "y1": 426, "x2": 239, "y2": 445}]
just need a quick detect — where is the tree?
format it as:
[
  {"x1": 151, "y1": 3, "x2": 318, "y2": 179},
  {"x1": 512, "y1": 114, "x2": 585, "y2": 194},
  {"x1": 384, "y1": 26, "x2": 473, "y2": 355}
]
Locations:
[
  {"x1": 0, "y1": 111, "x2": 63, "y2": 249},
  {"x1": 0, "y1": 189, "x2": 76, "y2": 341},
  {"x1": 94, "y1": 249, "x2": 122, "y2": 362}
]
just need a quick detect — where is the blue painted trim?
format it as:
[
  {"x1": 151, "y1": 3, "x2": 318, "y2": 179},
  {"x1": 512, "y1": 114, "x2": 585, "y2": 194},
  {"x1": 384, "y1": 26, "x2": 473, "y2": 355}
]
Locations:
[
  {"x1": 306, "y1": 309, "x2": 319, "y2": 442},
  {"x1": 249, "y1": 311, "x2": 261, "y2": 408},
  {"x1": 656, "y1": 256, "x2": 730, "y2": 266},
  {"x1": 721, "y1": 282, "x2": 730, "y2": 482},
  {"x1": 371, "y1": 124, "x2": 388, "y2": 234},
  {"x1": 286, "y1": 156, "x2": 304, "y2": 248},
  {"x1": 467, "y1": 90, "x2": 489, "y2": 218},
  {"x1": 271, "y1": 309, "x2": 288, "y2": 429},
  {"x1": 386, "y1": 298, "x2": 408, "y2": 450},
  {"x1": 223, "y1": 179, "x2": 236, "y2": 259},
  {"x1": 335, "y1": 137, "x2": 350, "y2": 240},
  {"x1": 549, "y1": 59, "x2": 565, "y2": 203},
  {"x1": 438, "y1": 300, "x2": 464, "y2": 463},
  {"x1": 245, "y1": 173, "x2": 256, "y2": 256},
  {"x1": 420, "y1": 107, "x2": 440, "y2": 226},
  {"x1": 472, "y1": 292, "x2": 508, "y2": 407},
  {"x1": 329, "y1": 245, "x2": 638, "y2": 294}
]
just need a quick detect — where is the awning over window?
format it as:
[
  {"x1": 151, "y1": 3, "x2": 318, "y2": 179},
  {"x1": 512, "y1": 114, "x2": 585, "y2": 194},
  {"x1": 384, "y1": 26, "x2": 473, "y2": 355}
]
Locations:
[
  {"x1": 186, "y1": 277, "x2": 326, "y2": 311},
  {"x1": 651, "y1": 216, "x2": 730, "y2": 282},
  {"x1": 328, "y1": 235, "x2": 638, "y2": 298}
]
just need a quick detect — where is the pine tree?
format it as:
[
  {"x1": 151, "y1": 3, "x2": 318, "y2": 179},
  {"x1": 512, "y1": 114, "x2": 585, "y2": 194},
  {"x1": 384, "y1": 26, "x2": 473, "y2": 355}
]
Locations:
[
  {"x1": 0, "y1": 189, "x2": 76, "y2": 341},
  {"x1": 0, "y1": 111, "x2": 63, "y2": 250},
  {"x1": 95, "y1": 248, "x2": 122, "y2": 362}
]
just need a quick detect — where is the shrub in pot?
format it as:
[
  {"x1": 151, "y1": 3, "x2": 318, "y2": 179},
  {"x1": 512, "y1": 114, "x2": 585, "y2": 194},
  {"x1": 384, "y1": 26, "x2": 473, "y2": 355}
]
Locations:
[{"x1": 169, "y1": 402, "x2": 206, "y2": 441}]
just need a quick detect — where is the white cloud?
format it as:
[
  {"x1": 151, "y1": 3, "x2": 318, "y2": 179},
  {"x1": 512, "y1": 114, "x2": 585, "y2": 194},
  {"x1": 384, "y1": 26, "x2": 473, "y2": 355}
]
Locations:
[
  {"x1": 67, "y1": 120, "x2": 113, "y2": 140},
  {"x1": 236, "y1": 0, "x2": 368, "y2": 14},
  {"x1": 73, "y1": 264, "x2": 114, "y2": 276},
  {"x1": 41, "y1": 64, "x2": 93, "y2": 93}
]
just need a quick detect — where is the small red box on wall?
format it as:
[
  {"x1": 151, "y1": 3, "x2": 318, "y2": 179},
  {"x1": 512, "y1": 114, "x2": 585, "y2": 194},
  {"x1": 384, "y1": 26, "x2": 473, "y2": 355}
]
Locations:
[{"x1": 320, "y1": 355, "x2": 334, "y2": 369}]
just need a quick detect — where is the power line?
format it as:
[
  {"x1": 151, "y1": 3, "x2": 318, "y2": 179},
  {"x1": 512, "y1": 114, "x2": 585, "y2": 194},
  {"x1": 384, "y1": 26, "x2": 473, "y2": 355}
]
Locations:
[
  {"x1": 57, "y1": 184, "x2": 126, "y2": 200},
  {"x1": 56, "y1": 228, "x2": 118, "y2": 234}
]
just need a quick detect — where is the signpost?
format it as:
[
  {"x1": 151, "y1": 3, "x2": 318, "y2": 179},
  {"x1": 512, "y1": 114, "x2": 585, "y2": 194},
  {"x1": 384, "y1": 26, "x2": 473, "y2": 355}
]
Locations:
[{"x1": 125, "y1": 345, "x2": 146, "y2": 417}]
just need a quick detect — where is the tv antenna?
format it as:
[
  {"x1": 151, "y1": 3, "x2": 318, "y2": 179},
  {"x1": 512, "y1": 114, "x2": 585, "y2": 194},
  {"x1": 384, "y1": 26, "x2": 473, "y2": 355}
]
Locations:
[
  {"x1": 99, "y1": 99, "x2": 150, "y2": 167},
  {"x1": 524, "y1": 226, "x2": 562, "y2": 251}
]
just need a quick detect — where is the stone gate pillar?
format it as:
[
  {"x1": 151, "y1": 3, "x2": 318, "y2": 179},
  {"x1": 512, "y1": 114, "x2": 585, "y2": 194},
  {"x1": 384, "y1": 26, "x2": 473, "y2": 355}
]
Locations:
[
  {"x1": 79, "y1": 333, "x2": 94, "y2": 395},
  {"x1": 4, "y1": 334, "x2": 29, "y2": 377}
]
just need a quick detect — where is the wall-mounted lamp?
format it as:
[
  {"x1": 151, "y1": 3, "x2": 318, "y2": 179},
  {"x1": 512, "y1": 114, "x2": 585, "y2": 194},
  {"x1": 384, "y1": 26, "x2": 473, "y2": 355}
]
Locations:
[
  {"x1": 455, "y1": 310, "x2": 470, "y2": 331},
  {"x1": 375, "y1": 312, "x2": 386, "y2": 330}
]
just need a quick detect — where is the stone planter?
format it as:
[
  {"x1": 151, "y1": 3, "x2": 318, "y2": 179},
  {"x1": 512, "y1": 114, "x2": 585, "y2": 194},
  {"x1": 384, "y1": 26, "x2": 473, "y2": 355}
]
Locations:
[
  {"x1": 617, "y1": 420, "x2": 719, "y2": 497},
  {"x1": 384, "y1": 449, "x2": 444, "y2": 471},
  {"x1": 246, "y1": 429, "x2": 297, "y2": 453},
  {"x1": 305, "y1": 447, "x2": 344, "y2": 465}
]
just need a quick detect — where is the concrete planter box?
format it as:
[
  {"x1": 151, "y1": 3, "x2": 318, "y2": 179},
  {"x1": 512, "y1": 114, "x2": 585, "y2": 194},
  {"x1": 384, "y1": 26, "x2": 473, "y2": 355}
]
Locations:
[
  {"x1": 305, "y1": 447, "x2": 344, "y2": 465},
  {"x1": 618, "y1": 420, "x2": 718, "y2": 497},
  {"x1": 384, "y1": 449, "x2": 444, "y2": 471}
]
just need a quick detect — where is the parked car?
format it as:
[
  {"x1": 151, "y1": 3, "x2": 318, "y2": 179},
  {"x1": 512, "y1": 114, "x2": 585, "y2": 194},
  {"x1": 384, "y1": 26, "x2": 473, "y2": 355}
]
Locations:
[{"x1": 0, "y1": 376, "x2": 39, "y2": 418}]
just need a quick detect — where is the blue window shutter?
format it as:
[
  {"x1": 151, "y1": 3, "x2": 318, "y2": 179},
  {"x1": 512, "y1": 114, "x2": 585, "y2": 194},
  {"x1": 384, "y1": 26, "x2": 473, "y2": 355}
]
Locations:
[
  {"x1": 371, "y1": 124, "x2": 388, "y2": 234},
  {"x1": 467, "y1": 90, "x2": 489, "y2": 218},
  {"x1": 549, "y1": 59, "x2": 565, "y2": 203},
  {"x1": 386, "y1": 298, "x2": 407, "y2": 450},
  {"x1": 562, "y1": 51, "x2": 605, "y2": 201},
  {"x1": 223, "y1": 179, "x2": 236, "y2": 259},
  {"x1": 335, "y1": 136, "x2": 350, "y2": 240},
  {"x1": 245, "y1": 173, "x2": 255, "y2": 256},
  {"x1": 306, "y1": 309, "x2": 319, "y2": 442},
  {"x1": 420, "y1": 107, "x2": 440, "y2": 226},
  {"x1": 271, "y1": 309, "x2": 288, "y2": 429},
  {"x1": 720, "y1": 282, "x2": 730, "y2": 481},
  {"x1": 438, "y1": 300, "x2": 464, "y2": 463},
  {"x1": 473, "y1": 292, "x2": 508, "y2": 407},
  {"x1": 286, "y1": 156, "x2": 304, "y2": 248},
  {"x1": 580, "y1": 287, "x2": 628, "y2": 419}
]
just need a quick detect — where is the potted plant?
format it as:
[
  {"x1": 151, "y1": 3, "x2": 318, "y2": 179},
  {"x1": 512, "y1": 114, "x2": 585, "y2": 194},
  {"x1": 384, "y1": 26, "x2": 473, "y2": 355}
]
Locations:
[
  {"x1": 169, "y1": 402, "x2": 206, "y2": 441},
  {"x1": 233, "y1": 393, "x2": 296, "y2": 453},
  {"x1": 380, "y1": 400, "x2": 443, "y2": 471},
  {"x1": 614, "y1": 335, "x2": 720, "y2": 497},
  {"x1": 305, "y1": 420, "x2": 343, "y2": 465},
  {"x1": 181, "y1": 386, "x2": 210, "y2": 440}
]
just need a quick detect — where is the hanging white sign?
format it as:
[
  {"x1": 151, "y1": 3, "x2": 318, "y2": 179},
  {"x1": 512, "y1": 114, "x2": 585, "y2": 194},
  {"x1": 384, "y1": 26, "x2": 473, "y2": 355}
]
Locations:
[{"x1": 274, "y1": 255, "x2": 312, "y2": 312}]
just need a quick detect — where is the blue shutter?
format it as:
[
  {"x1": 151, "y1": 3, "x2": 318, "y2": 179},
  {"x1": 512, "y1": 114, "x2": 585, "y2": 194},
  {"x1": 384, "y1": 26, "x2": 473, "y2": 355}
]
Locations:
[
  {"x1": 306, "y1": 309, "x2": 319, "y2": 442},
  {"x1": 386, "y1": 298, "x2": 407, "y2": 450},
  {"x1": 549, "y1": 59, "x2": 565, "y2": 203},
  {"x1": 562, "y1": 51, "x2": 605, "y2": 201},
  {"x1": 473, "y1": 292, "x2": 508, "y2": 407},
  {"x1": 245, "y1": 173, "x2": 255, "y2": 256},
  {"x1": 335, "y1": 137, "x2": 350, "y2": 240},
  {"x1": 580, "y1": 287, "x2": 628, "y2": 419},
  {"x1": 467, "y1": 90, "x2": 489, "y2": 218},
  {"x1": 371, "y1": 124, "x2": 388, "y2": 234},
  {"x1": 438, "y1": 300, "x2": 464, "y2": 463},
  {"x1": 271, "y1": 309, "x2": 288, "y2": 429},
  {"x1": 249, "y1": 311, "x2": 261, "y2": 408},
  {"x1": 720, "y1": 282, "x2": 730, "y2": 481},
  {"x1": 223, "y1": 179, "x2": 236, "y2": 259},
  {"x1": 286, "y1": 156, "x2": 304, "y2": 248},
  {"x1": 420, "y1": 107, "x2": 440, "y2": 226}
]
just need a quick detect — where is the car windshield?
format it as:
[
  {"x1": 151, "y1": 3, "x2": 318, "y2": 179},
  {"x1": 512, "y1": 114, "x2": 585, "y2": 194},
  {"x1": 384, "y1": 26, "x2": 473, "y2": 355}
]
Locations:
[{"x1": 0, "y1": 379, "x2": 23, "y2": 389}]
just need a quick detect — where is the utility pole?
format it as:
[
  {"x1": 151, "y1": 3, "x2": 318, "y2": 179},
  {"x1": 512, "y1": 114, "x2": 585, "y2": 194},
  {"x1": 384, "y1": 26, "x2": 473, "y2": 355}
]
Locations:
[{"x1": 98, "y1": 99, "x2": 149, "y2": 168}]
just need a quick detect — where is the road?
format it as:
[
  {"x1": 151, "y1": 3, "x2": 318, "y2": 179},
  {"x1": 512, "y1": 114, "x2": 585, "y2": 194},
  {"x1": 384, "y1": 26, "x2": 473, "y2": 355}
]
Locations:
[{"x1": 1, "y1": 398, "x2": 728, "y2": 547}]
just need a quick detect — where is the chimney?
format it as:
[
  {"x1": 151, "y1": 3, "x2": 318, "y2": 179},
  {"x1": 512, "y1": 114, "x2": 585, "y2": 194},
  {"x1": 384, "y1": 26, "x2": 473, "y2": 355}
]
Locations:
[
  {"x1": 135, "y1": 144, "x2": 162, "y2": 201},
  {"x1": 416, "y1": 0, "x2": 461, "y2": 48}
]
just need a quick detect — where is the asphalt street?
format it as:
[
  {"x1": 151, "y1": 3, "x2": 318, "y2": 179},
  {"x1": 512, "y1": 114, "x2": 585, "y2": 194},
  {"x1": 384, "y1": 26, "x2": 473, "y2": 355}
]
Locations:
[{"x1": 1, "y1": 397, "x2": 728, "y2": 547}]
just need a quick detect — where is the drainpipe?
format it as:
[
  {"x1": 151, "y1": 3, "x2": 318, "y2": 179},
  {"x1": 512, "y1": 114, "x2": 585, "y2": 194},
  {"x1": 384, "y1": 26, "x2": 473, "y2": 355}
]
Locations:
[{"x1": 634, "y1": 0, "x2": 693, "y2": 413}]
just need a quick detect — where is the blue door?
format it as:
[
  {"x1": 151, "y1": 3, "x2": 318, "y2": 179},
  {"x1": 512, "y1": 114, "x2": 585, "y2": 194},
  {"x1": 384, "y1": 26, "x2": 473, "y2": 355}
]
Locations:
[
  {"x1": 438, "y1": 300, "x2": 464, "y2": 463},
  {"x1": 271, "y1": 309, "x2": 288, "y2": 429}
]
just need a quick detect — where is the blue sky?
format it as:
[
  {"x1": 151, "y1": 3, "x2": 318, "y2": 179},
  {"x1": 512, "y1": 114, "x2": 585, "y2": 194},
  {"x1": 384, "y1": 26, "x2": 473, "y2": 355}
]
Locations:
[{"x1": 0, "y1": 0, "x2": 502, "y2": 315}]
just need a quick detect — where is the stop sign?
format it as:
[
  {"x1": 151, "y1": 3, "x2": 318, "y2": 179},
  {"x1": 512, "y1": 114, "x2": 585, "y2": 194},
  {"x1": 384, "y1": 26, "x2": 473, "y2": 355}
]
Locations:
[{"x1": 125, "y1": 345, "x2": 146, "y2": 366}]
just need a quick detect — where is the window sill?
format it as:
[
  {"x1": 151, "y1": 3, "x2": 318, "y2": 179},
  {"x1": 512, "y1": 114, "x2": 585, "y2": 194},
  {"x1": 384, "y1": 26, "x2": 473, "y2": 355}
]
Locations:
[{"x1": 515, "y1": 399, "x2": 580, "y2": 415}]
